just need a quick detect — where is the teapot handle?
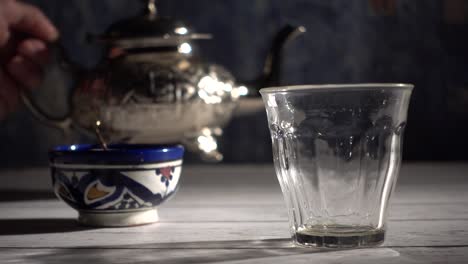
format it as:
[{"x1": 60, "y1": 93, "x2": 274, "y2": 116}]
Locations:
[
  {"x1": 20, "y1": 92, "x2": 73, "y2": 135},
  {"x1": 20, "y1": 43, "x2": 76, "y2": 136}
]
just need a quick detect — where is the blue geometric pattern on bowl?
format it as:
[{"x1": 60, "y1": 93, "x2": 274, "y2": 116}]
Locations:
[
  {"x1": 49, "y1": 144, "x2": 184, "y2": 213},
  {"x1": 51, "y1": 161, "x2": 182, "y2": 212}
]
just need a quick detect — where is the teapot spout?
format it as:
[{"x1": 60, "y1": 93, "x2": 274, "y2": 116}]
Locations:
[
  {"x1": 233, "y1": 25, "x2": 306, "y2": 117},
  {"x1": 243, "y1": 24, "x2": 306, "y2": 94},
  {"x1": 261, "y1": 24, "x2": 306, "y2": 87}
]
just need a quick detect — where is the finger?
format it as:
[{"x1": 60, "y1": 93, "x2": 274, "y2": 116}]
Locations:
[
  {"x1": 0, "y1": 96, "x2": 7, "y2": 120},
  {"x1": 4, "y1": 1, "x2": 58, "y2": 42},
  {"x1": 371, "y1": 0, "x2": 385, "y2": 13},
  {"x1": 17, "y1": 38, "x2": 50, "y2": 66},
  {"x1": 0, "y1": 17, "x2": 10, "y2": 46},
  {"x1": 369, "y1": 0, "x2": 379, "y2": 13},
  {"x1": 0, "y1": 69, "x2": 21, "y2": 115},
  {"x1": 385, "y1": 0, "x2": 397, "y2": 15},
  {"x1": 7, "y1": 55, "x2": 43, "y2": 90}
]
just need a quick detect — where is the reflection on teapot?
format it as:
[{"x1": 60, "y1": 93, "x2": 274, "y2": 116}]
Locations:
[{"x1": 22, "y1": 0, "x2": 306, "y2": 161}]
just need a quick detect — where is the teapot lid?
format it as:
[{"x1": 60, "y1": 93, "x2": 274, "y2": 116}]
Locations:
[{"x1": 94, "y1": 0, "x2": 211, "y2": 49}]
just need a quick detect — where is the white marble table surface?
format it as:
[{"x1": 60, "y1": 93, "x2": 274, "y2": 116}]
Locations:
[{"x1": 0, "y1": 163, "x2": 467, "y2": 263}]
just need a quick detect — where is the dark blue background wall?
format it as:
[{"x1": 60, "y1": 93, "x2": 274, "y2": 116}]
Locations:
[{"x1": 1, "y1": 0, "x2": 467, "y2": 166}]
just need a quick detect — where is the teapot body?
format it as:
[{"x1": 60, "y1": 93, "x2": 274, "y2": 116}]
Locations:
[
  {"x1": 21, "y1": 0, "x2": 306, "y2": 161},
  {"x1": 71, "y1": 50, "x2": 241, "y2": 147}
]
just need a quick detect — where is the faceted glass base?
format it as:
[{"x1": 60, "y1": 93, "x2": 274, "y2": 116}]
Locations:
[{"x1": 294, "y1": 225, "x2": 385, "y2": 248}]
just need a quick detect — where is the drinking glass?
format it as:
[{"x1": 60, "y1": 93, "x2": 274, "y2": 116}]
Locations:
[{"x1": 260, "y1": 84, "x2": 413, "y2": 248}]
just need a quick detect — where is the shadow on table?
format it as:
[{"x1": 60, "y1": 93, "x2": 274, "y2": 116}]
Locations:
[
  {"x1": 0, "y1": 191, "x2": 56, "y2": 202},
  {"x1": 12, "y1": 239, "x2": 324, "y2": 264},
  {"x1": 0, "y1": 219, "x2": 92, "y2": 235},
  {"x1": 128, "y1": 238, "x2": 303, "y2": 249},
  {"x1": 11, "y1": 239, "x2": 401, "y2": 264}
]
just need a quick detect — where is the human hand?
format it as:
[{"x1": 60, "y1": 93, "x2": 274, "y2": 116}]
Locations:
[
  {"x1": 369, "y1": 0, "x2": 397, "y2": 16},
  {"x1": 0, "y1": 0, "x2": 58, "y2": 120}
]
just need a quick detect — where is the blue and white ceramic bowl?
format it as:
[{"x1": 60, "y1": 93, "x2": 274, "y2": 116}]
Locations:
[{"x1": 49, "y1": 144, "x2": 184, "y2": 227}]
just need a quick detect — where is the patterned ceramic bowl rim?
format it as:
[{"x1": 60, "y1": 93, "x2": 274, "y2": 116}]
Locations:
[{"x1": 49, "y1": 144, "x2": 184, "y2": 165}]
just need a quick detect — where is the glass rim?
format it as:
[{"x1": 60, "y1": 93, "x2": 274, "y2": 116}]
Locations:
[{"x1": 259, "y1": 83, "x2": 414, "y2": 94}]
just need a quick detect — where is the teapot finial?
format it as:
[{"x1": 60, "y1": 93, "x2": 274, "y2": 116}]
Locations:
[{"x1": 146, "y1": 0, "x2": 157, "y2": 17}]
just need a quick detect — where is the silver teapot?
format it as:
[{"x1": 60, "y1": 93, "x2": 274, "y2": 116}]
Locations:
[{"x1": 23, "y1": 0, "x2": 305, "y2": 161}]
